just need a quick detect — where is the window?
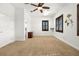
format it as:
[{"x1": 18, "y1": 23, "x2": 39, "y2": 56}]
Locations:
[
  {"x1": 42, "y1": 20, "x2": 49, "y2": 31},
  {"x1": 56, "y1": 15, "x2": 63, "y2": 33}
]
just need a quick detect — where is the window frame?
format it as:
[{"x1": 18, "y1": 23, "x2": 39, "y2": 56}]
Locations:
[
  {"x1": 42, "y1": 20, "x2": 49, "y2": 31},
  {"x1": 56, "y1": 15, "x2": 63, "y2": 33}
]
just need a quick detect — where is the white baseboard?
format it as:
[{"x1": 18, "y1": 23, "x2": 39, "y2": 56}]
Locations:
[
  {"x1": 54, "y1": 35, "x2": 79, "y2": 50},
  {"x1": 0, "y1": 39, "x2": 15, "y2": 48},
  {"x1": 15, "y1": 38, "x2": 26, "y2": 41},
  {"x1": 16, "y1": 39, "x2": 25, "y2": 41},
  {"x1": 59, "y1": 38, "x2": 79, "y2": 50}
]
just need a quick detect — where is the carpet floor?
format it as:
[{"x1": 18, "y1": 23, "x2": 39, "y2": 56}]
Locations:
[{"x1": 0, "y1": 36, "x2": 79, "y2": 56}]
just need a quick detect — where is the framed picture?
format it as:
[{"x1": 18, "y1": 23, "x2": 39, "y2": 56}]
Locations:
[{"x1": 56, "y1": 15, "x2": 63, "y2": 33}]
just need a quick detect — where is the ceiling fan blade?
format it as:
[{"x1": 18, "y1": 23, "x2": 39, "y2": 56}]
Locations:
[
  {"x1": 30, "y1": 3, "x2": 38, "y2": 7},
  {"x1": 42, "y1": 6, "x2": 50, "y2": 9},
  {"x1": 31, "y1": 8, "x2": 38, "y2": 12},
  {"x1": 38, "y1": 3, "x2": 44, "y2": 7},
  {"x1": 40, "y1": 10, "x2": 43, "y2": 13}
]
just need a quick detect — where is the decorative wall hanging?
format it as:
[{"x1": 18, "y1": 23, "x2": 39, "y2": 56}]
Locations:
[{"x1": 65, "y1": 14, "x2": 73, "y2": 26}]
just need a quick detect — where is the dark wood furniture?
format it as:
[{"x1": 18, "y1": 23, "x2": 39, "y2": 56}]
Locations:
[{"x1": 28, "y1": 32, "x2": 33, "y2": 38}]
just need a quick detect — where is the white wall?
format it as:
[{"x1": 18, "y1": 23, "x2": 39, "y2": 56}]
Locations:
[
  {"x1": 24, "y1": 9, "x2": 31, "y2": 32},
  {"x1": 31, "y1": 16, "x2": 53, "y2": 36},
  {"x1": 15, "y1": 7, "x2": 25, "y2": 41},
  {"x1": 24, "y1": 9, "x2": 32, "y2": 38},
  {"x1": 0, "y1": 3, "x2": 15, "y2": 48},
  {"x1": 53, "y1": 3, "x2": 79, "y2": 50}
]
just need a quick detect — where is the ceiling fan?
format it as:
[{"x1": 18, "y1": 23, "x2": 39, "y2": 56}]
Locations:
[{"x1": 25, "y1": 3, "x2": 50, "y2": 13}]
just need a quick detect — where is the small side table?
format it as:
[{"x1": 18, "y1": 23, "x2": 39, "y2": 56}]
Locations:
[{"x1": 28, "y1": 32, "x2": 33, "y2": 38}]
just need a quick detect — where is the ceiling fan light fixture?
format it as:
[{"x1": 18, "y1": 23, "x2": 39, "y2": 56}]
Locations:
[
  {"x1": 38, "y1": 7, "x2": 43, "y2": 10},
  {"x1": 27, "y1": 3, "x2": 50, "y2": 13}
]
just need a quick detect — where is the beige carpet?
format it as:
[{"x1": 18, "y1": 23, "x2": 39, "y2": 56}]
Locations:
[{"x1": 0, "y1": 36, "x2": 79, "y2": 56}]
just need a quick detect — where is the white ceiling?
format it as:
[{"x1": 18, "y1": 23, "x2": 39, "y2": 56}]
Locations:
[
  {"x1": 24, "y1": 3, "x2": 68, "y2": 16},
  {"x1": 12, "y1": 3, "x2": 68, "y2": 16}
]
